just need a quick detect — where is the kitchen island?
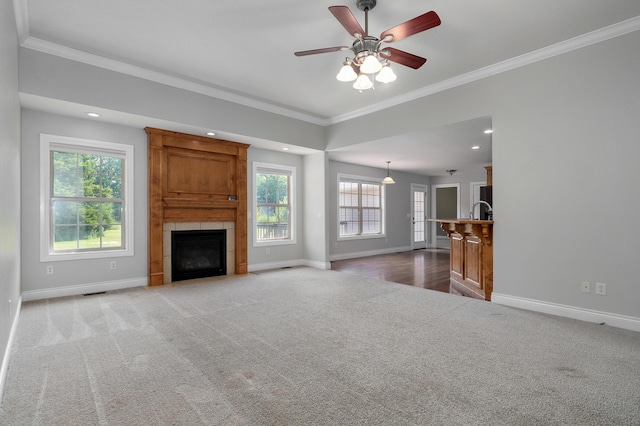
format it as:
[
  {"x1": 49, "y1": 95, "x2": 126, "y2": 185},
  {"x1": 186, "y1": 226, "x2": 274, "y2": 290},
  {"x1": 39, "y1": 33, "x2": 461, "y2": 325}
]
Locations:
[{"x1": 429, "y1": 219, "x2": 494, "y2": 301}]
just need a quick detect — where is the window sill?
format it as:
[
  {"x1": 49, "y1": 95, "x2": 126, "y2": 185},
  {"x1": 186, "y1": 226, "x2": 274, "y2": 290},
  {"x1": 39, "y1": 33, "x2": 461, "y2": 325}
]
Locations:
[
  {"x1": 41, "y1": 248, "x2": 133, "y2": 263},
  {"x1": 338, "y1": 234, "x2": 386, "y2": 242},
  {"x1": 253, "y1": 238, "x2": 297, "y2": 248}
]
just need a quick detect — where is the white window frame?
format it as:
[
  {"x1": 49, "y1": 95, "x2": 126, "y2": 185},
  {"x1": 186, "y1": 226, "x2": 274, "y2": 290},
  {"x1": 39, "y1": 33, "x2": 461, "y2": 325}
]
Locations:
[
  {"x1": 253, "y1": 162, "x2": 297, "y2": 247},
  {"x1": 337, "y1": 173, "x2": 386, "y2": 241},
  {"x1": 40, "y1": 134, "x2": 134, "y2": 262}
]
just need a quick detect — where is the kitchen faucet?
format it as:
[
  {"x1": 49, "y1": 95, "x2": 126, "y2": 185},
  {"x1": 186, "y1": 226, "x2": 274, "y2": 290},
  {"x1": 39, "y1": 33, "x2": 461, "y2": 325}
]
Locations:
[{"x1": 470, "y1": 201, "x2": 493, "y2": 220}]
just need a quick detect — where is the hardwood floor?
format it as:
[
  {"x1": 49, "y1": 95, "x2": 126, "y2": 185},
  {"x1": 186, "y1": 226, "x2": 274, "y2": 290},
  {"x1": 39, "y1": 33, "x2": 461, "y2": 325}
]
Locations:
[{"x1": 331, "y1": 248, "x2": 452, "y2": 294}]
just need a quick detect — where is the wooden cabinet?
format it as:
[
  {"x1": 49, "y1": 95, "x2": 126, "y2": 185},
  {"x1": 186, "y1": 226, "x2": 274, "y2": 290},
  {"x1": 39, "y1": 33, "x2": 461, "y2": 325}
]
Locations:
[{"x1": 429, "y1": 219, "x2": 493, "y2": 301}]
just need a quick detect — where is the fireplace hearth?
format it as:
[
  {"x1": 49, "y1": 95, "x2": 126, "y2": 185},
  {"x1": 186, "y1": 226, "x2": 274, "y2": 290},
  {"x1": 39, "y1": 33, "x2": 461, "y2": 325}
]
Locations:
[{"x1": 171, "y1": 230, "x2": 226, "y2": 282}]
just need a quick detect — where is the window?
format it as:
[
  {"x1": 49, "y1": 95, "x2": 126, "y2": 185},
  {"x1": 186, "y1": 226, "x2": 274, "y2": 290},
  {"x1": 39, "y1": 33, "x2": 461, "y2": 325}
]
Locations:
[
  {"x1": 40, "y1": 134, "x2": 134, "y2": 261},
  {"x1": 338, "y1": 174, "x2": 385, "y2": 239},
  {"x1": 253, "y1": 162, "x2": 296, "y2": 246}
]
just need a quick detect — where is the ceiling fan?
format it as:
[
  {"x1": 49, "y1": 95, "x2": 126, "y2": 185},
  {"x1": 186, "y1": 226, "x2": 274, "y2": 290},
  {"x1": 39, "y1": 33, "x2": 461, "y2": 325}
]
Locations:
[{"x1": 294, "y1": 0, "x2": 441, "y2": 90}]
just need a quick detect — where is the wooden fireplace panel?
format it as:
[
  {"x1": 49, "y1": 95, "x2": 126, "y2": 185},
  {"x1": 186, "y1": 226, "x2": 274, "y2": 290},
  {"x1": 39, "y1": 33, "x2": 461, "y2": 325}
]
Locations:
[
  {"x1": 146, "y1": 127, "x2": 249, "y2": 285},
  {"x1": 166, "y1": 149, "x2": 236, "y2": 197},
  {"x1": 163, "y1": 208, "x2": 236, "y2": 223}
]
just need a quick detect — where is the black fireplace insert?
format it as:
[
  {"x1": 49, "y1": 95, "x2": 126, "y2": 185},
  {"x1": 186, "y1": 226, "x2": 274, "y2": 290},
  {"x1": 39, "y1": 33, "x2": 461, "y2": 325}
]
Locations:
[{"x1": 171, "y1": 229, "x2": 226, "y2": 282}]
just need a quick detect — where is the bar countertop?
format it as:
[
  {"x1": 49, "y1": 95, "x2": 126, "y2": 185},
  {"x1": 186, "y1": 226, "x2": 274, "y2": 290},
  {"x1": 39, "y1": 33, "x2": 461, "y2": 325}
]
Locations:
[{"x1": 428, "y1": 218, "x2": 494, "y2": 225}]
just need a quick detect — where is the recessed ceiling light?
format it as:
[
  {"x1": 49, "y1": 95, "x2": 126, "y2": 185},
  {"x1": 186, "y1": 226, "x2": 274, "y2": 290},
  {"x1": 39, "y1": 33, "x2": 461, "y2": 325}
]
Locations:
[
  {"x1": 484, "y1": 129, "x2": 493, "y2": 134},
  {"x1": 472, "y1": 145, "x2": 481, "y2": 150},
  {"x1": 282, "y1": 147, "x2": 289, "y2": 151},
  {"x1": 86, "y1": 112, "x2": 101, "y2": 118},
  {"x1": 206, "y1": 132, "x2": 216, "y2": 136}
]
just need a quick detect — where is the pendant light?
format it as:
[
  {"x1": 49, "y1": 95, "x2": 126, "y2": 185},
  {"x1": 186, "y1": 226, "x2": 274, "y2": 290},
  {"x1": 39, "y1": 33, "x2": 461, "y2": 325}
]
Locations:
[{"x1": 381, "y1": 161, "x2": 395, "y2": 184}]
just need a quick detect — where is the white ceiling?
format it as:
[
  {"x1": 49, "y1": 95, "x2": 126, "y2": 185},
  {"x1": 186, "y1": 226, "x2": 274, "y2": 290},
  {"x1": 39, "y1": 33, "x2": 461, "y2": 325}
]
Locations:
[{"x1": 15, "y1": 0, "x2": 640, "y2": 176}]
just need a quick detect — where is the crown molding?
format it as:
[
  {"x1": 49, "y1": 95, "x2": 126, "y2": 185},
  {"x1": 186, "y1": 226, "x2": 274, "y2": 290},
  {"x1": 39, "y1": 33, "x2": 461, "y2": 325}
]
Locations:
[
  {"x1": 20, "y1": 37, "x2": 330, "y2": 126},
  {"x1": 12, "y1": 0, "x2": 29, "y2": 44},
  {"x1": 329, "y1": 16, "x2": 640, "y2": 125},
  {"x1": 15, "y1": 1, "x2": 640, "y2": 128}
]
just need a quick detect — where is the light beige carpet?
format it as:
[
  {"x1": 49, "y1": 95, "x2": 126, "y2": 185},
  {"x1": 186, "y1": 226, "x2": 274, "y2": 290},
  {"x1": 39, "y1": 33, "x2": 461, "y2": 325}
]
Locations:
[{"x1": 1, "y1": 267, "x2": 639, "y2": 425}]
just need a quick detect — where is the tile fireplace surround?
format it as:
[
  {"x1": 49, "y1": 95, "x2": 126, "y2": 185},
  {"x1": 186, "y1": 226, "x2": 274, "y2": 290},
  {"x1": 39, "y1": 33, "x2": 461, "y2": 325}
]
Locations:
[
  {"x1": 163, "y1": 222, "x2": 236, "y2": 284},
  {"x1": 146, "y1": 127, "x2": 249, "y2": 286}
]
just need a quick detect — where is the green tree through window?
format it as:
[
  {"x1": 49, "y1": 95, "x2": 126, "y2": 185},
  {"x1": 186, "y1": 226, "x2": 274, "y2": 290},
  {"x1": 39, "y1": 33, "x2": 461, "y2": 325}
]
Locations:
[
  {"x1": 51, "y1": 150, "x2": 124, "y2": 251},
  {"x1": 255, "y1": 164, "x2": 294, "y2": 243}
]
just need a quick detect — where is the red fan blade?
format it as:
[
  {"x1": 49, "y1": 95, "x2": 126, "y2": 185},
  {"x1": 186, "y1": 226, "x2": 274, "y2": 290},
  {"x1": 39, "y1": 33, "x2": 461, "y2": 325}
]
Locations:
[
  {"x1": 329, "y1": 6, "x2": 365, "y2": 38},
  {"x1": 294, "y1": 46, "x2": 350, "y2": 56},
  {"x1": 380, "y1": 47, "x2": 427, "y2": 69},
  {"x1": 380, "y1": 11, "x2": 441, "y2": 43}
]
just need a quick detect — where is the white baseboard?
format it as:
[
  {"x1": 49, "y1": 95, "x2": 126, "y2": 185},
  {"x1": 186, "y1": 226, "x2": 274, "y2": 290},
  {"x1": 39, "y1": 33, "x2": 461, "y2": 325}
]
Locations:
[
  {"x1": 492, "y1": 293, "x2": 640, "y2": 332},
  {"x1": 0, "y1": 295, "x2": 22, "y2": 403},
  {"x1": 21, "y1": 277, "x2": 147, "y2": 302},
  {"x1": 249, "y1": 259, "x2": 330, "y2": 272},
  {"x1": 329, "y1": 246, "x2": 413, "y2": 262},
  {"x1": 302, "y1": 259, "x2": 332, "y2": 270}
]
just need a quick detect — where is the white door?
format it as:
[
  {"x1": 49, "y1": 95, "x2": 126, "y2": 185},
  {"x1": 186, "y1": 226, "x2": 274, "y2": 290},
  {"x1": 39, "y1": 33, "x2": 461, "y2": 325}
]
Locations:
[{"x1": 411, "y1": 184, "x2": 427, "y2": 249}]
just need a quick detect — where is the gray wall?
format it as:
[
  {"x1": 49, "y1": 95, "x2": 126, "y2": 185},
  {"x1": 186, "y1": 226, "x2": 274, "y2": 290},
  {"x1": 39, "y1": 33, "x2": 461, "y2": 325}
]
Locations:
[
  {"x1": 20, "y1": 110, "x2": 148, "y2": 298},
  {"x1": 328, "y1": 31, "x2": 640, "y2": 320},
  {"x1": 0, "y1": 0, "x2": 21, "y2": 387},
  {"x1": 247, "y1": 148, "x2": 306, "y2": 270},
  {"x1": 302, "y1": 152, "x2": 330, "y2": 268},
  {"x1": 247, "y1": 150, "x2": 329, "y2": 270},
  {"x1": 19, "y1": 49, "x2": 327, "y2": 151},
  {"x1": 328, "y1": 161, "x2": 430, "y2": 260}
]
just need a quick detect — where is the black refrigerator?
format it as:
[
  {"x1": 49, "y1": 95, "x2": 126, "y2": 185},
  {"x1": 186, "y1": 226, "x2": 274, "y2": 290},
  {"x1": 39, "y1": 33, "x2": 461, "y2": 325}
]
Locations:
[{"x1": 479, "y1": 186, "x2": 493, "y2": 220}]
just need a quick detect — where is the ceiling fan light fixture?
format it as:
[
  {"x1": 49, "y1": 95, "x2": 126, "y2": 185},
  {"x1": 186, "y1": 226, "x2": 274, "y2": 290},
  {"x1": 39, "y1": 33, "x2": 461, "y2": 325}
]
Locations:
[
  {"x1": 360, "y1": 54, "x2": 382, "y2": 74},
  {"x1": 336, "y1": 62, "x2": 358, "y2": 82},
  {"x1": 295, "y1": 3, "x2": 441, "y2": 93},
  {"x1": 353, "y1": 73, "x2": 373, "y2": 90},
  {"x1": 375, "y1": 63, "x2": 396, "y2": 83}
]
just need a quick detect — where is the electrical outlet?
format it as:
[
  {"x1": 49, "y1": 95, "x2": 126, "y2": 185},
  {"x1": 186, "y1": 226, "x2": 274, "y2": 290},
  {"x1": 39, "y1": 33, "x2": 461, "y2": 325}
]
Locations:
[
  {"x1": 595, "y1": 282, "x2": 607, "y2": 296},
  {"x1": 110, "y1": 261, "x2": 117, "y2": 270},
  {"x1": 46, "y1": 265, "x2": 54, "y2": 275},
  {"x1": 581, "y1": 281, "x2": 591, "y2": 293}
]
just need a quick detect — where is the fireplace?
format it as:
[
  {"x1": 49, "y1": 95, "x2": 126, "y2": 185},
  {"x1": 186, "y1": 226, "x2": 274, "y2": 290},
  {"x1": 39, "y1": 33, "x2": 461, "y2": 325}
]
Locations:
[
  {"x1": 171, "y1": 230, "x2": 226, "y2": 282},
  {"x1": 146, "y1": 127, "x2": 249, "y2": 286}
]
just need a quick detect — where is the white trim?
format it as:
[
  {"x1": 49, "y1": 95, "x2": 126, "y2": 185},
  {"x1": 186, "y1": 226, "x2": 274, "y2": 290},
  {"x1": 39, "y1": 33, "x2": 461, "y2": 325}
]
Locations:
[
  {"x1": 248, "y1": 259, "x2": 330, "y2": 272},
  {"x1": 0, "y1": 296, "x2": 22, "y2": 403},
  {"x1": 410, "y1": 184, "x2": 428, "y2": 250},
  {"x1": 253, "y1": 162, "x2": 297, "y2": 247},
  {"x1": 39, "y1": 134, "x2": 134, "y2": 262},
  {"x1": 20, "y1": 37, "x2": 327, "y2": 126},
  {"x1": 12, "y1": 0, "x2": 29, "y2": 44},
  {"x1": 21, "y1": 277, "x2": 147, "y2": 302},
  {"x1": 470, "y1": 181, "x2": 486, "y2": 219},
  {"x1": 13, "y1": 3, "x2": 640, "y2": 127},
  {"x1": 328, "y1": 17, "x2": 640, "y2": 124},
  {"x1": 337, "y1": 173, "x2": 387, "y2": 241},
  {"x1": 329, "y1": 246, "x2": 413, "y2": 262},
  {"x1": 492, "y1": 293, "x2": 640, "y2": 333}
]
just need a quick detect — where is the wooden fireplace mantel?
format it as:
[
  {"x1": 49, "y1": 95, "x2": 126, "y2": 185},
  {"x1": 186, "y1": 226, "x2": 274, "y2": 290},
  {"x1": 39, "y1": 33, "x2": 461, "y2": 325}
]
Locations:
[{"x1": 146, "y1": 127, "x2": 250, "y2": 286}]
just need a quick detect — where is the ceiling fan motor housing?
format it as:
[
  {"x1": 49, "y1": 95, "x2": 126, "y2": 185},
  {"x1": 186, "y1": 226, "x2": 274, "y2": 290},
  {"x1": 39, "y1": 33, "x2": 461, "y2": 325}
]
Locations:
[
  {"x1": 352, "y1": 37, "x2": 382, "y2": 62},
  {"x1": 356, "y1": 0, "x2": 376, "y2": 12}
]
